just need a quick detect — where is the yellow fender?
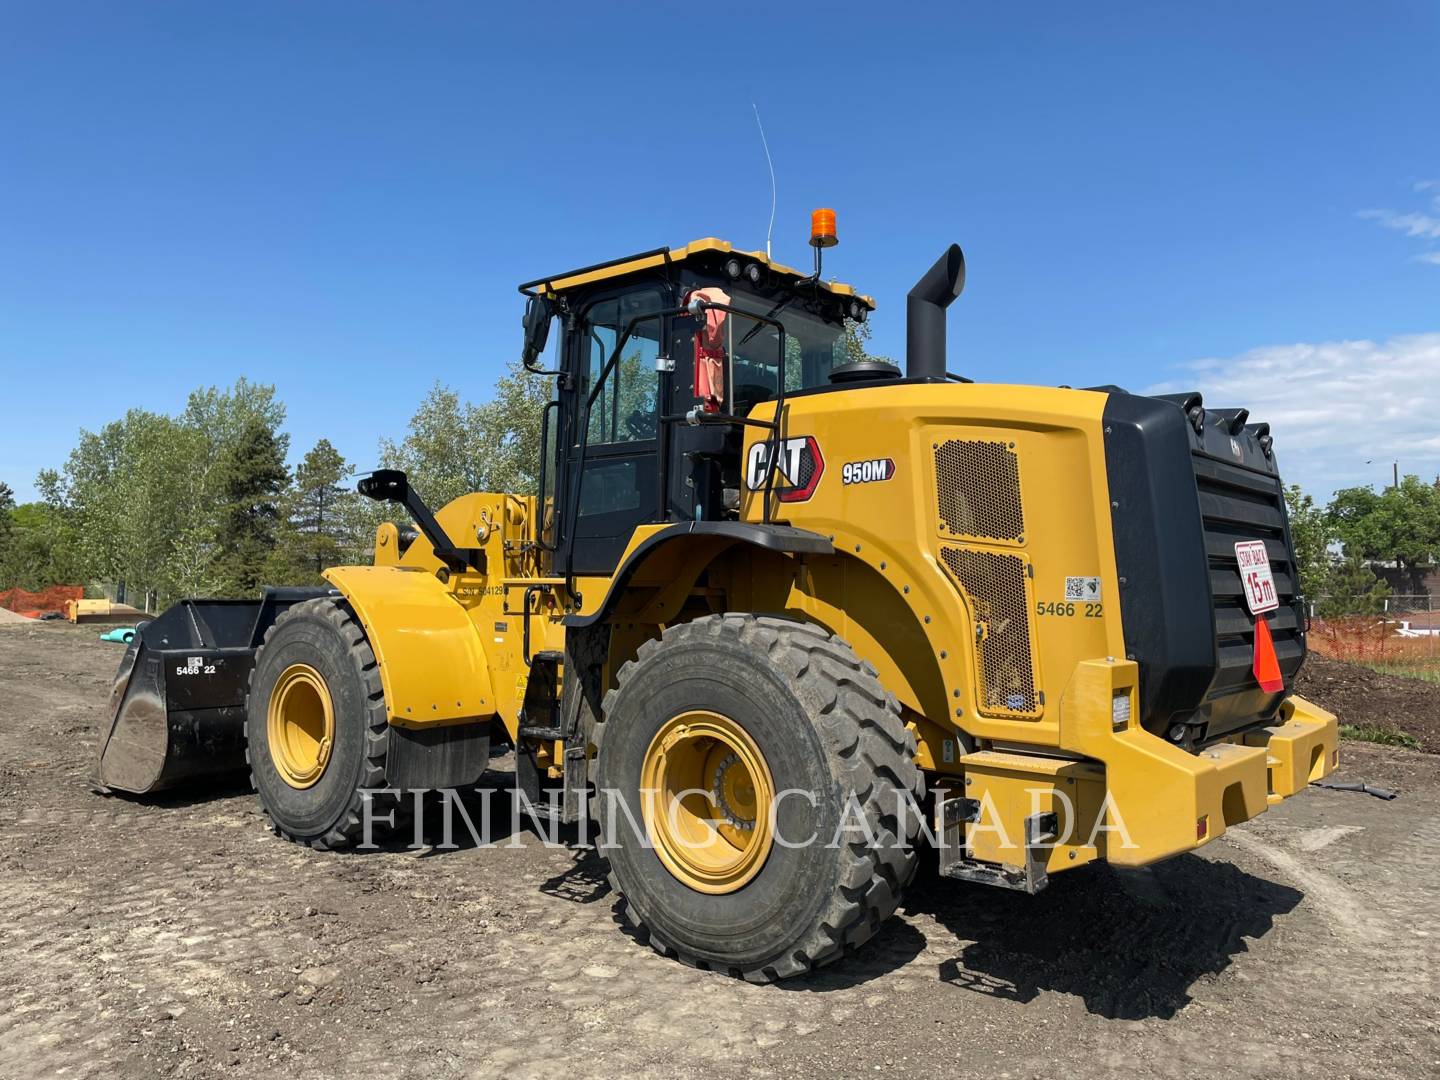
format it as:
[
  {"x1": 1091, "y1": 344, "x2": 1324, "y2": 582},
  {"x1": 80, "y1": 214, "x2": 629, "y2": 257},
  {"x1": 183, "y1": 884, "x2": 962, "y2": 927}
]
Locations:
[{"x1": 323, "y1": 565, "x2": 496, "y2": 728}]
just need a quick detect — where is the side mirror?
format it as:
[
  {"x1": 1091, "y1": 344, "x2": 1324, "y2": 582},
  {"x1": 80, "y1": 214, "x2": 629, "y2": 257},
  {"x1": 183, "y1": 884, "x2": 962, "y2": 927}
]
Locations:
[{"x1": 521, "y1": 295, "x2": 555, "y2": 370}]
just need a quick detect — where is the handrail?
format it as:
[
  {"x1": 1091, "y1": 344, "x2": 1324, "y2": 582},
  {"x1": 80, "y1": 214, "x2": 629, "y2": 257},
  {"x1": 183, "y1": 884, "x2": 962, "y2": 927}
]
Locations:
[{"x1": 535, "y1": 399, "x2": 560, "y2": 555}]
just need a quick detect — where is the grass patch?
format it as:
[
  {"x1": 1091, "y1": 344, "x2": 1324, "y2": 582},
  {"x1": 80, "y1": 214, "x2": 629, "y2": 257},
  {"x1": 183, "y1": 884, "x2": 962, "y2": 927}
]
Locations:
[
  {"x1": 1339, "y1": 723, "x2": 1421, "y2": 749},
  {"x1": 1367, "y1": 663, "x2": 1440, "y2": 684}
]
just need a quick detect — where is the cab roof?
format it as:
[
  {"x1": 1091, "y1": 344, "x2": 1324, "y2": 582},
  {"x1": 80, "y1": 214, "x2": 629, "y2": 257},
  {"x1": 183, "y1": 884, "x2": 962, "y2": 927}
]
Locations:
[{"x1": 518, "y1": 237, "x2": 876, "y2": 310}]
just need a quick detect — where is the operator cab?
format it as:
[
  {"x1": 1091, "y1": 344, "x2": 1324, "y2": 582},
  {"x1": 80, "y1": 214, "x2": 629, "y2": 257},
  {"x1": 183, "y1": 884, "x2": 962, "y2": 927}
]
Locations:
[{"x1": 518, "y1": 228, "x2": 884, "y2": 578}]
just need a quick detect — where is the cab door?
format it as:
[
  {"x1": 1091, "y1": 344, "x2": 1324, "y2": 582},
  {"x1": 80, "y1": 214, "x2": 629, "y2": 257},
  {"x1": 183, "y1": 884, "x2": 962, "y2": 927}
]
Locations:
[{"x1": 559, "y1": 287, "x2": 668, "y2": 575}]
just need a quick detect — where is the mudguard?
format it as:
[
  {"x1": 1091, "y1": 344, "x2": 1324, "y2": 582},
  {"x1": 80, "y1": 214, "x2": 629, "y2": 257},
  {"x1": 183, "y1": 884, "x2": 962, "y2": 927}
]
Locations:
[{"x1": 322, "y1": 565, "x2": 496, "y2": 727}]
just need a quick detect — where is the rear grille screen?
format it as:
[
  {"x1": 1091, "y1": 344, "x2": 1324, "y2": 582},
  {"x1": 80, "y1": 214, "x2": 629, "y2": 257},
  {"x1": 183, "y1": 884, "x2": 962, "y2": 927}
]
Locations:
[
  {"x1": 935, "y1": 439, "x2": 1024, "y2": 542},
  {"x1": 940, "y1": 546, "x2": 1041, "y2": 718},
  {"x1": 1192, "y1": 455, "x2": 1304, "y2": 703}
]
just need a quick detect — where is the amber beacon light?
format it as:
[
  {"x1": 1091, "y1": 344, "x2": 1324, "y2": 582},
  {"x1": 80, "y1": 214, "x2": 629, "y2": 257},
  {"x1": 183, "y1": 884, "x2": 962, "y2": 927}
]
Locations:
[{"x1": 810, "y1": 208, "x2": 838, "y2": 248}]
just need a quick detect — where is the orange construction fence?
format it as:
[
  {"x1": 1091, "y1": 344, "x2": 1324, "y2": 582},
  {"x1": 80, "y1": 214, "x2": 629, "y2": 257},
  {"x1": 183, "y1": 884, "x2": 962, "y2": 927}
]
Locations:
[{"x1": 0, "y1": 585, "x2": 83, "y2": 618}]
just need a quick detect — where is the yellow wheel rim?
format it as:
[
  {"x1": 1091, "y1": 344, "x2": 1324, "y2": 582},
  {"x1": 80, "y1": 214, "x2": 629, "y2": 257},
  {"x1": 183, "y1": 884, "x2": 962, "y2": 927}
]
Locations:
[
  {"x1": 640, "y1": 710, "x2": 775, "y2": 895},
  {"x1": 267, "y1": 663, "x2": 334, "y2": 789}
]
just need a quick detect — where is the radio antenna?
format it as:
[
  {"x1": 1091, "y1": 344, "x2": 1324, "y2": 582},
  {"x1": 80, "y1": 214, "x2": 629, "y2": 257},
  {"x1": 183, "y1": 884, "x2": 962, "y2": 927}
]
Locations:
[{"x1": 752, "y1": 102, "x2": 777, "y2": 259}]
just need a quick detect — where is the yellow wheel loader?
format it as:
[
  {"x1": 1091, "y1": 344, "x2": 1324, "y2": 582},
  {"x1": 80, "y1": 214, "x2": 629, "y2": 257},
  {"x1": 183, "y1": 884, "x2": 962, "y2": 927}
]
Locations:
[{"x1": 97, "y1": 214, "x2": 1338, "y2": 981}]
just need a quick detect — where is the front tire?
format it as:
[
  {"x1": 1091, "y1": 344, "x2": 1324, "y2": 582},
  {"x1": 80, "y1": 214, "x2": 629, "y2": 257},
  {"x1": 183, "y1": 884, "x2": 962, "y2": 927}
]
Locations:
[
  {"x1": 594, "y1": 614, "x2": 922, "y2": 981},
  {"x1": 246, "y1": 597, "x2": 389, "y2": 849}
]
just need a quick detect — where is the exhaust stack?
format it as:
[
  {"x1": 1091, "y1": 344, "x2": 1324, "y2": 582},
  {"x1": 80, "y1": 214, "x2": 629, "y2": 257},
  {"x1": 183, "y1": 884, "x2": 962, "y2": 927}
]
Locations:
[{"x1": 906, "y1": 244, "x2": 966, "y2": 381}]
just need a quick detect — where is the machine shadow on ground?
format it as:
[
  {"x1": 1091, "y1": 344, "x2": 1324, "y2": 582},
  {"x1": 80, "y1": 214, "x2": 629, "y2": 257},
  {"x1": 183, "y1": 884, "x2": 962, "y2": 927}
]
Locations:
[
  {"x1": 910, "y1": 856, "x2": 1303, "y2": 1020},
  {"x1": 114, "y1": 773, "x2": 254, "y2": 809}
]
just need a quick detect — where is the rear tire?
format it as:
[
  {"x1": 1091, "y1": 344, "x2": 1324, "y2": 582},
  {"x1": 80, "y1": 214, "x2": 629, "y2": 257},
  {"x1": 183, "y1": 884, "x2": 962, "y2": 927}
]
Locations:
[
  {"x1": 594, "y1": 614, "x2": 922, "y2": 981},
  {"x1": 246, "y1": 597, "x2": 390, "y2": 849}
]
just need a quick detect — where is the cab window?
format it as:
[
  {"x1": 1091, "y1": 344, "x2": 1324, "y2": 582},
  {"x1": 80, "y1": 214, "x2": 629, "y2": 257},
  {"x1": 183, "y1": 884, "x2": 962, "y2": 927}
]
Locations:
[{"x1": 579, "y1": 289, "x2": 665, "y2": 445}]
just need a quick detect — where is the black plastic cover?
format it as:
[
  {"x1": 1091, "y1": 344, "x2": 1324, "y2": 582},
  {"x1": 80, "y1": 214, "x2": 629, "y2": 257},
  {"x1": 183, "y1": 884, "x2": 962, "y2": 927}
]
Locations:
[{"x1": 1102, "y1": 394, "x2": 1218, "y2": 733}]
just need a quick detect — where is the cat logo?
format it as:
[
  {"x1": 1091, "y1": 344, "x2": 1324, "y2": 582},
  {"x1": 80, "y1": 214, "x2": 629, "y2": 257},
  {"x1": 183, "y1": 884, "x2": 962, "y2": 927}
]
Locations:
[{"x1": 745, "y1": 435, "x2": 825, "y2": 503}]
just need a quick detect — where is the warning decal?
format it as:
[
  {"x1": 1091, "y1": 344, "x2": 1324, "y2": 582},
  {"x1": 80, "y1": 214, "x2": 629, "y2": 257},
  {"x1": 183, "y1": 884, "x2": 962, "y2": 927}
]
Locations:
[{"x1": 1235, "y1": 540, "x2": 1279, "y2": 614}]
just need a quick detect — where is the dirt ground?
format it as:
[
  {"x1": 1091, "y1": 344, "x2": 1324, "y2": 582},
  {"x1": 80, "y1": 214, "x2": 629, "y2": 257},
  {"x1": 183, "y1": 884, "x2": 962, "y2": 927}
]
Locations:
[
  {"x1": 1297, "y1": 652, "x2": 1440, "y2": 753},
  {"x1": 1, "y1": 622, "x2": 1436, "y2": 1080}
]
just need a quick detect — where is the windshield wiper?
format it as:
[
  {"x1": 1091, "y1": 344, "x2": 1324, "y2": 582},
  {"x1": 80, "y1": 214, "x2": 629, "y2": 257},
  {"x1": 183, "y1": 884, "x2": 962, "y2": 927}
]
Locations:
[{"x1": 736, "y1": 295, "x2": 794, "y2": 349}]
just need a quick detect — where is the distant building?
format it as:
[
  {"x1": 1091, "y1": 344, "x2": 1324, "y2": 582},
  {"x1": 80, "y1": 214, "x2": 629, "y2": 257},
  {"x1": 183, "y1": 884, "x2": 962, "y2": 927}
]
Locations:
[{"x1": 1370, "y1": 563, "x2": 1439, "y2": 598}]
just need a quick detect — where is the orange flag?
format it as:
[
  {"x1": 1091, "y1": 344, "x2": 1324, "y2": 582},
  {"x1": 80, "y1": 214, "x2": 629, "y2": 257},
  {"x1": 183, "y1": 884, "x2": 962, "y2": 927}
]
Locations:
[{"x1": 1253, "y1": 616, "x2": 1284, "y2": 693}]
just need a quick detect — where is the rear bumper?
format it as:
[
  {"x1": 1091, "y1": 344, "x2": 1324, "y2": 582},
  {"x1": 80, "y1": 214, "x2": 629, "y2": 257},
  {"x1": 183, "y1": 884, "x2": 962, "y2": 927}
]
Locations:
[
  {"x1": 1153, "y1": 692, "x2": 1339, "y2": 858},
  {"x1": 1047, "y1": 659, "x2": 1338, "y2": 868},
  {"x1": 1242, "y1": 694, "x2": 1340, "y2": 803},
  {"x1": 944, "y1": 682, "x2": 1339, "y2": 882}
]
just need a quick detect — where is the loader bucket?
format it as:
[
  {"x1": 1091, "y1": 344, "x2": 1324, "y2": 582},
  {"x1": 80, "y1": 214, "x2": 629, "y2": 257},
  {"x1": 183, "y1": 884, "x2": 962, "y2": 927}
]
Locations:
[{"x1": 95, "y1": 588, "x2": 332, "y2": 794}]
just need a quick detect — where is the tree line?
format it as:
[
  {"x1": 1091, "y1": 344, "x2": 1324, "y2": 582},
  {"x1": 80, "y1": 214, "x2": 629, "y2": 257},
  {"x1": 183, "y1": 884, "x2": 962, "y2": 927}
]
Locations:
[
  {"x1": 1285, "y1": 476, "x2": 1440, "y2": 616},
  {"x1": 0, "y1": 364, "x2": 545, "y2": 607},
  {"x1": 2, "y1": 319, "x2": 883, "y2": 606}
]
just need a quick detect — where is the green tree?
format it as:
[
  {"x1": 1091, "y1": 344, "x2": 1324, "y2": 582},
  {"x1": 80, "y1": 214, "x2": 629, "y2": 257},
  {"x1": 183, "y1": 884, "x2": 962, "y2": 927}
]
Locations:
[
  {"x1": 1329, "y1": 476, "x2": 1440, "y2": 593},
  {"x1": 1283, "y1": 484, "x2": 1332, "y2": 597},
  {"x1": 472, "y1": 362, "x2": 551, "y2": 496},
  {"x1": 839, "y1": 318, "x2": 891, "y2": 366},
  {"x1": 0, "y1": 481, "x2": 14, "y2": 561},
  {"x1": 0, "y1": 500, "x2": 84, "y2": 590},
  {"x1": 216, "y1": 419, "x2": 290, "y2": 596},
  {"x1": 378, "y1": 366, "x2": 550, "y2": 509},
  {"x1": 181, "y1": 378, "x2": 288, "y2": 481},
  {"x1": 378, "y1": 384, "x2": 487, "y2": 510},
  {"x1": 777, "y1": 318, "x2": 887, "y2": 391},
  {"x1": 44, "y1": 409, "x2": 205, "y2": 601},
  {"x1": 1317, "y1": 554, "x2": 1391, "y2": 618},
  {"x1": 165, "y1": 515, "x2": 226, "y2": 598},
  {"x1": 283, "y1": 438, "x2": 360, "y2": 580},
  {"x1": 33, "y1": 379, "x2": 290, "y2": 603}
]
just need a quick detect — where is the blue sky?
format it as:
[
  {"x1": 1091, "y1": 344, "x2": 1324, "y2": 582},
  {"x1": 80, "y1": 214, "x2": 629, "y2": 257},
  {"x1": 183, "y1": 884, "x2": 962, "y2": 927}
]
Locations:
[{"x1": 2, "y1": 1, "x2": 1437, "y2": 502}]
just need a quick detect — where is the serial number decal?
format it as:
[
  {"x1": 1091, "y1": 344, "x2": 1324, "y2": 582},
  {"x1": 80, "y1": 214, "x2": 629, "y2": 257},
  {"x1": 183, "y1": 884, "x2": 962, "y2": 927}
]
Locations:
[
  {"x1": 841, "y1": 458, "x2": 896, "y2": 485},
  {"x1": 175, "y1": 655, "x2": 217, "y2": 676},
  {"x1": 1035, "y1": 601, "x2": 1104, "y2": 618}
]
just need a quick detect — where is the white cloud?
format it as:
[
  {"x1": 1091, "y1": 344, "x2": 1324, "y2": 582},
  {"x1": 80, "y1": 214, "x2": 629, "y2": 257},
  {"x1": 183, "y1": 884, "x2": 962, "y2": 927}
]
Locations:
[
  {"x1": 1146, "y1": 333, "x2": 1440, "y2": 498},
  {"x1": 1361, "y1": 183, "x2": 1440, "y2": 263},
  {"x1": 1358, "y1": 208, "x2": 1440, "y2": 239}
]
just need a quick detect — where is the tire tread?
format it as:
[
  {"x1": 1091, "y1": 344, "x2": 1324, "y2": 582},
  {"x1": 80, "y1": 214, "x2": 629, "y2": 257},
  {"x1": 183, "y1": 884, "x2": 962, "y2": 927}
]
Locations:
[
  {"x1": 594, "y1": 613, "x2": 922, "y2": 981},
  {"x1": 244, "y1": 596, "x2": 390, "y2": 850}
]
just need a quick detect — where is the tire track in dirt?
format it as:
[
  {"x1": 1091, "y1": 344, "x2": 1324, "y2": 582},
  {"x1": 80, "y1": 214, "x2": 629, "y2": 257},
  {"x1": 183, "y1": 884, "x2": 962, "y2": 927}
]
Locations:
[{"x1": 1231, "y1": 810, "x2": 1440, "y2": 999}]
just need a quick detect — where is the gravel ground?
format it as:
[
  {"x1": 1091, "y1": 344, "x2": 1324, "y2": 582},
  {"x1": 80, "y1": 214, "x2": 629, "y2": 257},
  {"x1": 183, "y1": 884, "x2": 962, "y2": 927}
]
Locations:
[{"x1": 1, "y1": 621, "x2": 1436, "y2": 1079}]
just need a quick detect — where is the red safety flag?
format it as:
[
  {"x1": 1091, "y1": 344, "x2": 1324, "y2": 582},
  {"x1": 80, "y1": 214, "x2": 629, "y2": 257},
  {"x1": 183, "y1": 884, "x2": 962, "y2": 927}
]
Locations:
[{"x1": 1252, "y1": 615, "x2": 1284, "y2": 693}]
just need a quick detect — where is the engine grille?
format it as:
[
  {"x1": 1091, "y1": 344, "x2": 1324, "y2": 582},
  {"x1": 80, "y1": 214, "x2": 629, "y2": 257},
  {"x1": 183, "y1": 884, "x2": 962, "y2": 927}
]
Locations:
[
  {"x1": 939, "y1": 546, "x2": 1041, "y2": 718},
  {"x1": 935, "y1": 439, "x2": 1025, "y2": 542},
  {"x1": 1192, "y1": 453, "x2": 1305, "y2": 709}
]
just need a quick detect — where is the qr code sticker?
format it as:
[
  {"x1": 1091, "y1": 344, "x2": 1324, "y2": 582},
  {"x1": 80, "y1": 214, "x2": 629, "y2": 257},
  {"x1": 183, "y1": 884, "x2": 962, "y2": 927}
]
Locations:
[{"x1": 1065, "y1": 576, "x2": 1101, "y2": 601}]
